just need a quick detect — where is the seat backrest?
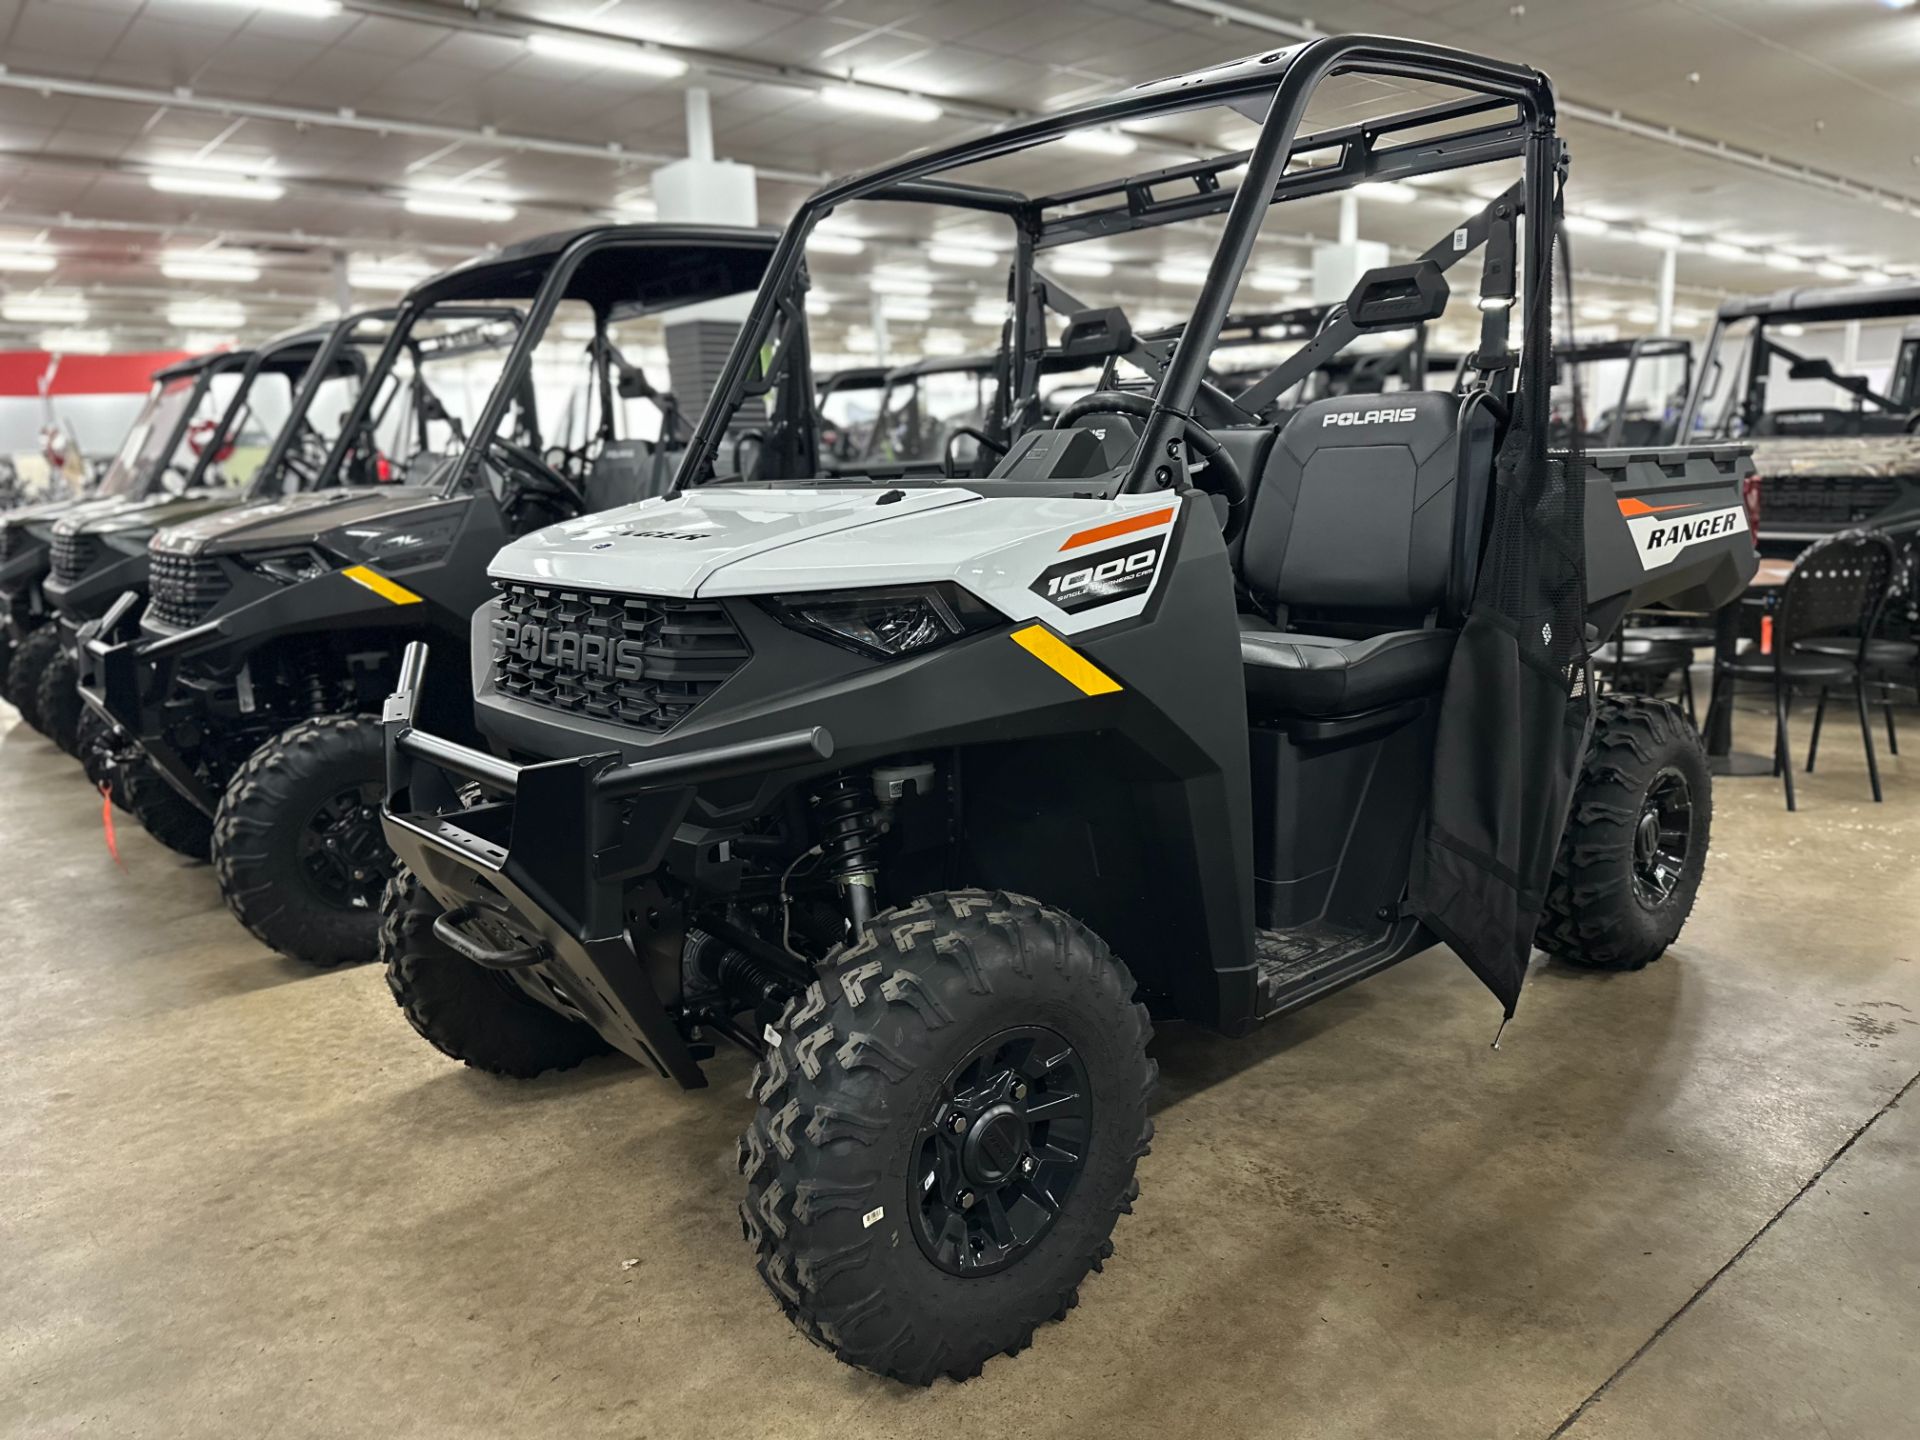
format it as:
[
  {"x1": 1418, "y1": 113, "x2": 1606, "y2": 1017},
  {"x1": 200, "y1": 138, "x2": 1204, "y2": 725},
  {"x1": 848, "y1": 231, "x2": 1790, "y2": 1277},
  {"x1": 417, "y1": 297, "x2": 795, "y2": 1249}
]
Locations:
[
  {"x1": 583, "y1": 438, "x2": 671, "y2": 513},
  {"x1": 1235, "y1": 391, "x2": 1495, "y2": 627}
]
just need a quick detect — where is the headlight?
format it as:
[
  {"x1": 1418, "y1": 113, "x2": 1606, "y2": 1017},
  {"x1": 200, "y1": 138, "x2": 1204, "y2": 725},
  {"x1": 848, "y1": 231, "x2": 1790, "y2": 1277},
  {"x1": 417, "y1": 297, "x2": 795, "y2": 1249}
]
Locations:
[
  {"x1": 237, "y1": 546, "x2": 334, "y2": 585},
  {"x1": 329, "y1": 507, "x2": 463, "y2": 568},
  {"x1": 763, "y1": 582, "x2": 999, "y2": 660}
]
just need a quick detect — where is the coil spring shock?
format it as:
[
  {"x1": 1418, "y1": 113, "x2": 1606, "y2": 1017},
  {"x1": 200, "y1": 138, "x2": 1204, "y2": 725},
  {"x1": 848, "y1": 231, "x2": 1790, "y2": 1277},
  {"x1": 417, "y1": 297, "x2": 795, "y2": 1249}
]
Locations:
[
  {"x1": 812, "y1": 772, "x2": 880, "y2": 931},
  {"x1": 302, "y1": 670, "x2": 330, "y2": 715}
]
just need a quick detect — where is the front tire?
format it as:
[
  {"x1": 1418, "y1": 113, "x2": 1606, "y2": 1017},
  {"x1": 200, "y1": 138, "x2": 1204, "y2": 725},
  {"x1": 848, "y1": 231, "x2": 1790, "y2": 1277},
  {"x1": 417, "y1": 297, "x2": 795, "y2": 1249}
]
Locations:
[
  {"x1": 35, "y1": 643, "x2": 82, "y2": 756},
  {"x1": 213, "y1": 715, "x2": 391, "y2": 967},
  {"x1": 121, "y1": 755, "x2": 214, "y2": 859},
  {"x1": 1536, "y1": 695, "x2": 1711, "y2": 970},
  {"x1": 740, "y1": 889, "x2": 1155, "y2": 1386},
  {"x1": 380, "y1": 870, "x2": 612, "y2": 1077},
  {"x1": 7, "y1": 625, "x2": 62, "y2": 734}
]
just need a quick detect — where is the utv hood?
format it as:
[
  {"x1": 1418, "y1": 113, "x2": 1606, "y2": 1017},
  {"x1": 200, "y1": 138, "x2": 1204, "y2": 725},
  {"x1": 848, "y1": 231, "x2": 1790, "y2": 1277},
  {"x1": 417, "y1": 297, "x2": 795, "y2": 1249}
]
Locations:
[
  {"x1": 489, "y1": 486, "x2": 977, "y2": 596},
  {"x1": 67, "y1": 488, "x2": 252, "y2": 542},
  {"x1": 6, "y1": 494, "x2": 112, "y2": 541},
  {"x1": 157, "y1": 485, "x2": 444, "y2": 557}
]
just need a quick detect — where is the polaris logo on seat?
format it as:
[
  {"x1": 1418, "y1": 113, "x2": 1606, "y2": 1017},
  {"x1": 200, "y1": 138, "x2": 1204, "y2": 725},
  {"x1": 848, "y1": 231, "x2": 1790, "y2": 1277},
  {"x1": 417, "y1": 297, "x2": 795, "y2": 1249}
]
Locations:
[
  {"x1": 491, "y1": 616, "x2": 645, "y2": 680},
  {"x1": 1322, "y1": 407, "x2": 1419, "y2": 428}
]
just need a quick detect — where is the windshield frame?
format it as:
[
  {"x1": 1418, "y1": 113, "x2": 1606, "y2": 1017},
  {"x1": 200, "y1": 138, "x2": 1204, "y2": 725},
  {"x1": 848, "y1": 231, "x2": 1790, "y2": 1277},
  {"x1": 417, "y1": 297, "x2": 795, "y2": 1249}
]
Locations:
[{"x1": 678, "y1": 34, "x2": 1559, "y2": 496}]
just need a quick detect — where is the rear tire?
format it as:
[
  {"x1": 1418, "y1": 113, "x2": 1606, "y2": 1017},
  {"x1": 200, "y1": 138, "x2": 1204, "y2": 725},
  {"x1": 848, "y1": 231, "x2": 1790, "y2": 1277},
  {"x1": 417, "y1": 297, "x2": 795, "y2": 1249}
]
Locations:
[
  {"x1": 1536, "y1": 695, "x2": 1711, "y2": 971},
  {"x1": 121, "y1": 756, "x2": 213, "y2": 859},
  {"x1": 380, "y1": 869, "x2": 611, "y2": 1077},
  {"x1": 739, "y1": 889, "x2": 1155, "y2": 1386},
  {"x1": 7, "y1": 625, "x2": 62, "y2": 734},
  {"x1": 213, "y1": 715, "x2": 391, "y2": 968},
  {"x1": 35, "y1": 644, "x2": 82, "y2": 756}
]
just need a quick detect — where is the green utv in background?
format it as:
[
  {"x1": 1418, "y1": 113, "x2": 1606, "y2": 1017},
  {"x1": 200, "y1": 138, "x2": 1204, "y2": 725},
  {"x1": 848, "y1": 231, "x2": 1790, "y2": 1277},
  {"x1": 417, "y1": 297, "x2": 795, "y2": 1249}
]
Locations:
[{"x1": 82, "y1": 225, "x2": 778, "y2": 967}]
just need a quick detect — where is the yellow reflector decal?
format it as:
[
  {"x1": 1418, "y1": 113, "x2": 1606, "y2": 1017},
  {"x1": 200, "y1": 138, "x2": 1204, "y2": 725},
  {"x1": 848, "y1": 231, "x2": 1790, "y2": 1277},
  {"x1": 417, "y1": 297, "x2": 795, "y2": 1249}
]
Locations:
[
  {"x1": 1010, "y1": 625, "x2": 1121, "y2": 696},
  {"x1": 341, "y1": 565, "x2": 423, "y2": 606}
]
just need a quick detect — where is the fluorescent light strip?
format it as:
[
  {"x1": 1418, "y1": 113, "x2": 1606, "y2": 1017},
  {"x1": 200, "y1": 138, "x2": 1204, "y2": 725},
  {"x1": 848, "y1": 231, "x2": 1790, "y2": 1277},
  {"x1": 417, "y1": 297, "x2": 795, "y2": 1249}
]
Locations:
[
  {"x1": 160, "y1": 252, "x2": 261, "y2": 282},
  {"x1": 1061, "y1": 127, "x2": 1137, "y2": 156},
  {"x1": 805, "y1": 232, "x2": 865, "y2": 257},
  {"x1": 1047, "y1": 255, "x2": 1114, "y2": 279},
  {"x1": 1353, "y1": 181, "x2": 1417, "y2": 204},
  {"x1": 37, "y1": 329, "x2": 113, "y2": 354},
  {"x1": 3, "y1": 297, "x2": 89, "y2": 324},
  {"x1": 0, "y1": 250, "x2": 56, "y2": 273},
  {"x1": 928, "y1": 245, "x2": 998, "y2": 269},
  {"x1": 151, "y1": 171, "x2": 284, "y2": 201},
  {"x1": 176, "y1": 0, "x2": 343, "y2": 17},
  {"x1": 404, "y1": 193, "x2": 516, "y2": 222},
  {"x1": 167, "y1": 302, "x2": 246, "y2": 328},
  {"x1": 819, "y1": 86, "x2": 941, "y2": 124},
  {"x1": 524, "y1": 33, "x2": 687, "y2": 78}
]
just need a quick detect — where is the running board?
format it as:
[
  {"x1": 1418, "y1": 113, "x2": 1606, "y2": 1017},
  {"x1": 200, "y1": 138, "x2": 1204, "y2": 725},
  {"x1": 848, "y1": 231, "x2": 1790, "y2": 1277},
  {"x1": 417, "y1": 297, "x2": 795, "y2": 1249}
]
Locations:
[{"x1": 1253, "y1": 916, "x2": 1432, "y2": 1020}]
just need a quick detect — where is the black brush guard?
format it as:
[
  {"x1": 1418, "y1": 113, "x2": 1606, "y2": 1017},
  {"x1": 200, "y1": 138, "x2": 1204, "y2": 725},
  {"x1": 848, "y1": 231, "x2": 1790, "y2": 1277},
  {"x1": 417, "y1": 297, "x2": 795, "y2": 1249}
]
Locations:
[{"x1": 381, "y1": 641, "x2": 833, "y2": 1088}]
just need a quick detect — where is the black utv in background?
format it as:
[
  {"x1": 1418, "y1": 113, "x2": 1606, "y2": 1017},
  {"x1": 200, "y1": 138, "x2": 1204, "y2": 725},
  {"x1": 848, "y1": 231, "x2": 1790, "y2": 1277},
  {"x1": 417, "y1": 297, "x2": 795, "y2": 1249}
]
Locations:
[
  {"x1": 84, "y1": 224, "x2": 778, "y2": 967},
  {"x1": 35, "y1": 329, "x2": 352, "y2": 764},
  {"x1": 1683, "y1": 281, "x2": 1920, "y2": 556},
  {"x1": 375, "y1": 38, "x2": 1758, "y2": 1386},
  {"x1": 4, "y1": 346, "x2": 271, "y2": 740}
]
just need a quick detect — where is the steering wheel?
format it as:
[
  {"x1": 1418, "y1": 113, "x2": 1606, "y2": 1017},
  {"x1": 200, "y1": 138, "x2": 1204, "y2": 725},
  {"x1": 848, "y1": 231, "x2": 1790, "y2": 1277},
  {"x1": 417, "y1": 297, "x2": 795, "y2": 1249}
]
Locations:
[
  {"x1": 488, "y1": 435, "x2": 586, "y2": 512},
  {"x1": 942, "y1": 425, "x2": 1008, "y2": 478},
  {"x1": 1054, "y1": 390, "x2": 1248, "y2": 539}
]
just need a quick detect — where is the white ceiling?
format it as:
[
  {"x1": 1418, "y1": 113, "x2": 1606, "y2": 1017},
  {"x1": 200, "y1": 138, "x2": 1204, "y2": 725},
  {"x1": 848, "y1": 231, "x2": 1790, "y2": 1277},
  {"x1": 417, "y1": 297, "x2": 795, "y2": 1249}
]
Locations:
[{"x1": 0, "y1": 0, "x2": 1917, "y2": 359}]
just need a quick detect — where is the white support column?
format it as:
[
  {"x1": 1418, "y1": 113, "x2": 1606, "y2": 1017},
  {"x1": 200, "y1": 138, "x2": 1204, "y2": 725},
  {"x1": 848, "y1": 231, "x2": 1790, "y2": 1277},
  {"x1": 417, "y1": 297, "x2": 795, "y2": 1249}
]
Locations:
[
  {"x1": 1653, "y1": 246, "x2": 1679, "y2": 403},
  {"x1": 652, "y1": 89, "x2": 759, "y2": 434},
  {"x1": 1312, "y1": 191, "x2": 1387, "y2": 305},
  {"x1": 869, "y1": 295, "x2": 891, "y2": 368}
]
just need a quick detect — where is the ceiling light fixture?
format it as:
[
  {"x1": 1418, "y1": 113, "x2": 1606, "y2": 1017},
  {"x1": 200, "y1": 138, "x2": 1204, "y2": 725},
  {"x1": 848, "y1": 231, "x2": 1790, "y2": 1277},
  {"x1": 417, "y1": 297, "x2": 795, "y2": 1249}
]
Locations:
[
  {"x1": 1703, "y1": 241, "x2": 1751, "y2": 262},
  {"x1": 880, "y1": 299, "x2": 933, "y2": 322},
  {"x1": 1045, "y1": 255, "x2": 1115, "y2": 279},
  {"x1": 871, "y1": 274, "x2": 933, "y2": 296},
  {"x1": 1062, "y1": 127, "x2": 1137, "y2": 156},
  {"x1": 819, "y1": 86, "x2": 942, "y2": 124},
  {"x1": 150, "y1": 171, "x2": 285, "y2": 201},
  {"x1": 524, "y1": 33, "x2": 688, "y2": 78},
  {"x1": 3, "y1": 296, "x2": 89, "y2": 325},
  {"x1": 0, "y1": 250, "x2": 56, "y2": 273},
  {"x1": 805, "y1": 231, "x2": 865, "y2": 257},
  {"x1": 1248, "y1": 269, "x2": 1304, "y2": 292},
  {"x1": 1764, "y1": 252, "x2": 1808, "y2": 272},
  {"x1": 1154, "y1": 262, "x2": 1213, "y2": 286},
  {"x1": 1632, "y1": 228, "x2": 1682, "y2": 250},
  {"x1": 36, "y1": 328, "x2": 113, "y2": 354},
  {"x1": 1353, "y1": 181, "x2": 1418, "y2": 204},
  {"x1": 349, "y1": 262, "x2": 431, "y2": 291},
  {"x1": 160, "y1": 251, "x2": 261, "y2": 283},
  {"x1": 404, "y1": 192, "x2": 516, "y2": 222},
  {"x1": 176, "y1": 0, "x2": 343, "y2": 18},
  {"x1": 927, "y1": 245, "x2": 998, "y2": 269},
  {"x1": 1813, "y1": 261, "x2": 1854, "y2": 279},
  {"x1": 1563, "y1": 215, "x2": 1612, "y2": 237},
  {"x1": 167, "y1": 300, "x2": 246, "y2": 329}
]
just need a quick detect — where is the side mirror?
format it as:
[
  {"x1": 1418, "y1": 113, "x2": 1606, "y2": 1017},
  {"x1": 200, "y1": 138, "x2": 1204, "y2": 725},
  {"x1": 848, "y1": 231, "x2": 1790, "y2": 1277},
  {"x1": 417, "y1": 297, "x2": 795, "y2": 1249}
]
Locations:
[
  {"x1": 1346, "y1": 260, "x2": 1449, "y2": 331},
  {"x1": 1058, "y1": 307, "x2": 1135, "y2": 361}
]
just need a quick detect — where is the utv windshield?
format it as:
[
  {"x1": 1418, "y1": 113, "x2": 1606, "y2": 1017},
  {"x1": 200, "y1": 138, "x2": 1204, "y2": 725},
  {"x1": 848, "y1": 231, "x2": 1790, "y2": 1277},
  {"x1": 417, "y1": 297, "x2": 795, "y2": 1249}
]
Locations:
[
  {"x1": 683, "y1": 38, "x2": 1561, "y2": 499},
  {"x1": 94, "y1": 354, "x2": 296, "y2": 500},
  {"x1": 1684, "y1": 284, "x2": 1920, "y2": 440}
]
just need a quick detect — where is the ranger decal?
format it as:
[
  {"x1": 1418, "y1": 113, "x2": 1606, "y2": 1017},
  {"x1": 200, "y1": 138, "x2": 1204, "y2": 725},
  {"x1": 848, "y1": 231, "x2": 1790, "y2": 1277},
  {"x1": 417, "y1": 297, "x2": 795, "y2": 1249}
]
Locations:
[{"x1": 1625, "y1": 503, "x2": 1749, "y2": 571}]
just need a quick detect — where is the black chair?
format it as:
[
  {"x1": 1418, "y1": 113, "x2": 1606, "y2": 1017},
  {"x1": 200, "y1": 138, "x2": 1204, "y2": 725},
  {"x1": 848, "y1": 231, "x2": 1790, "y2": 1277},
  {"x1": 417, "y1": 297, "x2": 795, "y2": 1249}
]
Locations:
[
  {"x1": 1714, "y1": 529, "x2": 1899, "y2": 810},
  {"x1": 1799, "y1": 540, "x2": 1920, "y2": 757},
  {"x1": 1594, "y1": 634, "x2": 1697, "y2": 725}
]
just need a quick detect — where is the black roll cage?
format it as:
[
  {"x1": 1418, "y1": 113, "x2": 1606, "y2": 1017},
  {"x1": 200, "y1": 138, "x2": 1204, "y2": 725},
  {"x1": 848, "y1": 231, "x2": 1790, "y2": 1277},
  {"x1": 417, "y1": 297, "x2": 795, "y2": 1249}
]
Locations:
[
  {"x1": 1556, "y1": 336, "x2": 1693, "y2": 447},
  {"x1": 682, "y1": 34, "x2": 1560, "y2": 495}
]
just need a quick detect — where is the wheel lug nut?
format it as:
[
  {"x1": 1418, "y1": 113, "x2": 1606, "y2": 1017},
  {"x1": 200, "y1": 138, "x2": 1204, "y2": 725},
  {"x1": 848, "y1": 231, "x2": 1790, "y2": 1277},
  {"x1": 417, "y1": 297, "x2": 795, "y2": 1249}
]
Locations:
[
  {"x1": 959, "y1": 1190, "x2": 976, "y2": 1209},
  {"x1": 1020, "y1": 1156, "x2": 1036, "y2": 1174},
  {"x1": 1011, "y1": 1082, "x2": 1028, "y2": 1101},
  {"x1": 948, "y1": 1114, "x2": 967, "y2": 1134}
]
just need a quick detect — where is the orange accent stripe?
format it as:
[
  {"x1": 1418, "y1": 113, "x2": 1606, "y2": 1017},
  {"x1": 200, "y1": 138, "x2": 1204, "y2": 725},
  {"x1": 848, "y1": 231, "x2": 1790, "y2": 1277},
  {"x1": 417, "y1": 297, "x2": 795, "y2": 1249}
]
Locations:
[
  {"x1": 1059, "y1": 506, "x2": 1175, "y2": 552},
  {"x1": 1617, "y1": 497, "x2": 1697, "y2": 517}
]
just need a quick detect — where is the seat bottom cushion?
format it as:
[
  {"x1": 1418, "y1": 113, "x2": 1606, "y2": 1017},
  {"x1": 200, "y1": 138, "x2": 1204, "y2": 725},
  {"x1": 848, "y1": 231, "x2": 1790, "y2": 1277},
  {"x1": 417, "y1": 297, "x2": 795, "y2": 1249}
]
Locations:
[{"x1": 1239, "y1": 615, "x2": 1455, "y2": 716}]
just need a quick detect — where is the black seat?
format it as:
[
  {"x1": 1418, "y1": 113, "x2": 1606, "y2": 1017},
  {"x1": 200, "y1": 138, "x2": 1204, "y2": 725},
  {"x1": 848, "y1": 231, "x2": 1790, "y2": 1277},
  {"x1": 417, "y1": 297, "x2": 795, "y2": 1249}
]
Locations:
[{"x1": 1234, "y1": 392, "x2": 1496, "y2": 717}]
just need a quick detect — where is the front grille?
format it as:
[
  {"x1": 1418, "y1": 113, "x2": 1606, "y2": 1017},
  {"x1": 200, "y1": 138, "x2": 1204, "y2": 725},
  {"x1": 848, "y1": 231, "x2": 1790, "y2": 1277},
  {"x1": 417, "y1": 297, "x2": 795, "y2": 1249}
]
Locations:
[
  {"x1": 491, "y1": 582, "x2": 750, "y2": 734},
  {"x1": 1759, "y1": 473, "x2": 1899, "y2": 529},
  {"x1": 50, "y1": 530, "x2": 100, "y2": 584},
  {"x1": 149, "y1": 550, "x2": 231, "y2": 629}
]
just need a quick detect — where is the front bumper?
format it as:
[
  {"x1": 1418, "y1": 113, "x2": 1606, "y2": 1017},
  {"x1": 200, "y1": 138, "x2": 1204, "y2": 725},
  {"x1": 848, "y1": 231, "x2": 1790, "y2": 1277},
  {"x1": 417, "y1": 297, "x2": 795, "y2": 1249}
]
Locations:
[{"x1": 381, "y1": 642, "x2": 833, "y2": 1089}]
